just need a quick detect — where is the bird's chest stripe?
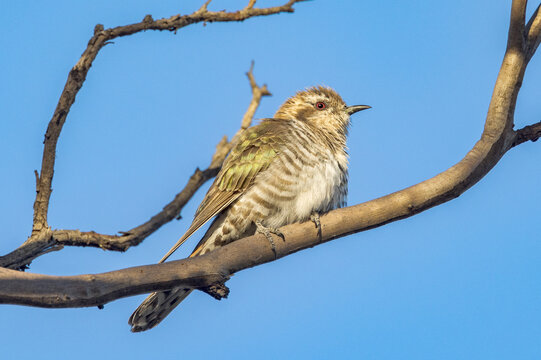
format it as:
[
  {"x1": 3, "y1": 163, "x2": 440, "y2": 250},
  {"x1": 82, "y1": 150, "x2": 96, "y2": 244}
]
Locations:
[{"x1": 292, "y1": 160, "x2": 345, "y2": 215}]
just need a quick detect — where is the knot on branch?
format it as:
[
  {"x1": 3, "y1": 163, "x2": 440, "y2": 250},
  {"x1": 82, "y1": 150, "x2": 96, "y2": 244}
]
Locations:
[
  {"x1": 200, "y1": 282, "x2": 230, "y2": 300},
  {"x1": 143, "y1": 15, "x2": 154, "y2": 24},
  {"x1": 93, "y1": 24, "x2": 104, "y2": 35}
]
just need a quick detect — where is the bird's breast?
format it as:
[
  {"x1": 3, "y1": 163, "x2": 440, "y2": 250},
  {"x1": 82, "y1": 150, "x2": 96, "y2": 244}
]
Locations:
[{"x1": 250, "y1": 146, "x2": 348, "y2": 229}]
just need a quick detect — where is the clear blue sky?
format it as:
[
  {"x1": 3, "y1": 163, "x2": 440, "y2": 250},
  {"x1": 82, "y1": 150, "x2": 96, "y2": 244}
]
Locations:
[{"x1": 1, "y1": 1, "x2": 540, "y2": 359}]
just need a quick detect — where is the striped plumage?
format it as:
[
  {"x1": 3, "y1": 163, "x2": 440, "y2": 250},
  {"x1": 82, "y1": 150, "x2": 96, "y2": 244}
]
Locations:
[{"x1": 129, "y1": 86, "x2": 370, "y2": 332}]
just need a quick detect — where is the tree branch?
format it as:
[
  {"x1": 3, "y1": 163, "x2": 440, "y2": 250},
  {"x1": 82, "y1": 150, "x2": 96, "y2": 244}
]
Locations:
[
  {"x1": 29, "y1": 0, "x2": 304, "y2": 236},
  {"x1": 510, "y1": 121, "x2": 541, "y2": 147},
  {"x1": 1, "y1": 64, "x2": 271, "y2": 271},
  {"x1": 4, "y1": 1, "x2": 288, "y2": 270},
  {"x1": 526, "y1": 3, "x2": 541, "y2": 61},
  {"x1": 0, "y1": 0, "x2": 539, "y2": 310},
  {"x1": 507, "y1": 0, "x2": 527, "y2": 52}
]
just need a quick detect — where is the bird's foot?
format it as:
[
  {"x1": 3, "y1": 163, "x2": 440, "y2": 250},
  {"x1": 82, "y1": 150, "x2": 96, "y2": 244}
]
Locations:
[
  {"x1": 255, "y1": 220, "x2": 285, "y2": 257},
  {"x1": 310, "y1": 212, "x2": 322, "y2": 241}
]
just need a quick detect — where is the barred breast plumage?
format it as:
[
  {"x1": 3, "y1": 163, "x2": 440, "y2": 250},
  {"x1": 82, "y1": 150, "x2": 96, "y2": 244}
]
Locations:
[{"x1": 129, "y1": 86, "x2": 370, "y2": 332}]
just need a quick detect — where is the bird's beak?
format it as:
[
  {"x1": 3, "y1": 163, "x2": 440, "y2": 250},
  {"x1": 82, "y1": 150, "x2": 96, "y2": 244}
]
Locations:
[{"x1": 346, "y1": 105, "x2": 371, "y2": 115}]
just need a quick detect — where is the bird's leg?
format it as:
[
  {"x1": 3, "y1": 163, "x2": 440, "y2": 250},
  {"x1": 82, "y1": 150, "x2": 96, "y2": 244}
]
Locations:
[
  {"x1": 310, "y1": 212, "x2": 322, "y2": 241},
  {"x1": 255, "y1": 220, "x2": 285, "y2": 257}
]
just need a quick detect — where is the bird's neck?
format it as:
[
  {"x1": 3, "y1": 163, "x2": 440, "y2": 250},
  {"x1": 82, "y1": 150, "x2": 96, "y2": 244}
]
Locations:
[{"x1": 297, "y1": 120, "x2": 348, "y2": 156}]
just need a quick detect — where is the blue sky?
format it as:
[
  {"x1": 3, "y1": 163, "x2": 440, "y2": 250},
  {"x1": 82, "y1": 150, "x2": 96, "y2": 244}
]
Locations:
[{"x1": 1, "y1": 1, "x2": 540, "y2": 359}]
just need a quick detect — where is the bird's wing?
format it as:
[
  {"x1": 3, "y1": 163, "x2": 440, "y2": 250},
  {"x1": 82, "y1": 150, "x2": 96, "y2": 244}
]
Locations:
[{"x1": 159, "y1": 120, "x2": 285, "y2": 263}]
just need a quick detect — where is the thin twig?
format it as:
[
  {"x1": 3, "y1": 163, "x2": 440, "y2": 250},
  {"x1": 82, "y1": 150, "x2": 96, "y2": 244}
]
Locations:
[
  {"x1": 29, "y1": 0, "x2": 304, "y2": 237},
  {"x1": 232, "y1": 62, "x2": 272, "y2": 144},
  {"x1": 1, "y1": 63, "x2": 270, "y2": 270}
]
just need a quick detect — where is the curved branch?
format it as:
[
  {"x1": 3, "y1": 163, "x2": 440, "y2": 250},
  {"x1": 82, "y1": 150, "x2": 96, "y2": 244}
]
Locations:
[
  {"x1": 2, "y1": 65, "x2": 271, "y2": 270},
  {"x1": 30, "y1": 0, "x2": 304, "y2": 236},
  {"x1": 0, "y1": 1, "x2": 539, "y2": 309}
]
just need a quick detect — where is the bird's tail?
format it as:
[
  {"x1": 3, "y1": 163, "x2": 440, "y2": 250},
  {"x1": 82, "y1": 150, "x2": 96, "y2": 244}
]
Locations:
[
  {"x1": 128, "y1": 216, "x2": 228, "y2": 332},
  {"x1": 129, "y1": 287, "x2": 193, "y2": 332}
]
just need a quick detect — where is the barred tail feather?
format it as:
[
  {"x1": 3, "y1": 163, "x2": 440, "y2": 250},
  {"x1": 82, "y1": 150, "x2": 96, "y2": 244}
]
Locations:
[
  {"x1": 128, "y1": 216, "x2": 227, "y2": 332},
  {"x1": 129, "y1": 287, "x2": 193, "y2": 332}
]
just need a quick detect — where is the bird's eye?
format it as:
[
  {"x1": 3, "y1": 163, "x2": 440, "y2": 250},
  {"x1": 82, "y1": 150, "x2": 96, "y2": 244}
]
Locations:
[{"x1": 315, "y1": 102, "x2": 326, "y2": 110}]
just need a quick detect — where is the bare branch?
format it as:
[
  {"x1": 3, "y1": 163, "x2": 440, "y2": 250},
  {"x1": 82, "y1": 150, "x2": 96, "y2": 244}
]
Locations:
[
  {"x1": 3, "y1": 61, "x2": 270, "y2": 270},
  {"x1": 507, "y1": 0, "x2": 527, "y2": 52},
  {"x1": 30, "y1": 0, "x2": 304, "y2": 237},
  {"x1": 0, "y1": 258, "x2": 230, "y2": 308},
  {"x1": 1, "y1": 0, "x2": 539, "y2": 308},
  {"x1": 510, "y1": 121, "x2": 541, "y2": 147},
  {"x1": 526, "y1": 3, "x2": 541, "y2": 61},
  {"x1": 1, "y1": 0, "x2": 539, "y2": 313},
  {"x1": 235, "y1": 62, "x2": 272, "y2": 137}
]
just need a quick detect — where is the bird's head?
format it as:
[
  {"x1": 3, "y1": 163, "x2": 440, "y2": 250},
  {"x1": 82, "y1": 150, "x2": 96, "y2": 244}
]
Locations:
[{"x1": 273, "y1": 86, "x2": 370, "y2": 134}]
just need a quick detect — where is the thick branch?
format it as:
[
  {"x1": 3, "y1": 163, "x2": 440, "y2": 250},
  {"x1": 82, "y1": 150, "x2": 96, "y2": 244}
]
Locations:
[
  {"x1": 1, "y1": 0, "x2": 539, "y2": 308},
  {"x1": 2, "y1": 64, "x2": 271, "y2": 270},
  {"x1": 30, "y1": 0, "x2": 304, "y2": 236}
]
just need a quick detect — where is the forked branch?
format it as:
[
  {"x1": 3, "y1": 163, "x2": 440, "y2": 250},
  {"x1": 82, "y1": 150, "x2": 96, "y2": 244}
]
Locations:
[
  {"x1": 0, "y1": 0, "x2": 539, "y2": 310},
  {"x1": 0, "y1": 65, "x2": 270, "y2": 271},
  {"x1": 1, "y1": 1, "x2": 291, "y2": 270}
]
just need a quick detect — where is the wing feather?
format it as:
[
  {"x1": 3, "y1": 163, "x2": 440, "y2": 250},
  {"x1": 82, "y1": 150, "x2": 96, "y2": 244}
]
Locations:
[{"x1": 159, "y1": 120, "x2": 287, "y2": 262}]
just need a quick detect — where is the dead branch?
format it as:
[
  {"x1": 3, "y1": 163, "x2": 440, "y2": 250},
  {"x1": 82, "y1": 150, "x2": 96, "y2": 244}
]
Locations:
[
  {"x1": 32, "y1": 0, "x2": 302, "y2": 235},
  {"x1": 1, "y1": 66, "x2": 270, "y2": 270},
  {"x1": 525, "y1": 3, "x2": 541, "y2": 61},
  {"x1": 0, "y1": 0, "x2": 539, "y2": 310},
  {"x1": 511, "y1": 121, "x2": 541, "y2": 147},
  {"x1": 1, "y1": 2, "x2": 286, "y2": 270}
]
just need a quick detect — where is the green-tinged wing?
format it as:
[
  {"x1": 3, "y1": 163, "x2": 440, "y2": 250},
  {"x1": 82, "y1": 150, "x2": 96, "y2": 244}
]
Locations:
[{"x1": 159, "y1": 120, "x2": 285, "y2": 263}]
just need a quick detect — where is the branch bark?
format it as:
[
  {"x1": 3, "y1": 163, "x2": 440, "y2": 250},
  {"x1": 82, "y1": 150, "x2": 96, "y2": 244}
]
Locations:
[
  {"x1": 511, "y1": 121, "x2": 541, "y2": 147},
  {"x1": 525, "y1": 3, "x2": 541, "y2": 61},
  {"x1": 31, "y1": 1, "x2": 302, "y2": 236},
  {"x1": 0, "y1": 0, "x2": 539, "y2": 309},
  {"x1": 0, "y1": 65, "x2": 270, "y2": 271},
  {"x1": 2, "y1": 2, "x2": 285, "y2": 270}
]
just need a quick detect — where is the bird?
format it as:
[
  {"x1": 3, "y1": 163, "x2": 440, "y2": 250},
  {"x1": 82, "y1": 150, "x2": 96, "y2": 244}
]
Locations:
[{"x1": 128, "y1": 86, "x2": 370, "y2": 332}]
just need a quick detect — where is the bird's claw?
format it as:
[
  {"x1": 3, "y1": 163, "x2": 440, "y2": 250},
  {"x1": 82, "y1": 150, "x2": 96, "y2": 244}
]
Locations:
[
  {"x1": 310, "y1": 212, "x2": 322, "y2": 241},
  {"x1": 255, "y1": 220, "x2": 285, "y2": 257}
]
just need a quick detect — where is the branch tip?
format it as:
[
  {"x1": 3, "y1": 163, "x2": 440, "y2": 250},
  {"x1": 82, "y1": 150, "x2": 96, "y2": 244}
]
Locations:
[
  {"x1": 93, "y1": 24, "x2": 104, "y2": 35},
  {"x1": 198, "y1": 0, "x2": 212, "y2": 13}
]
